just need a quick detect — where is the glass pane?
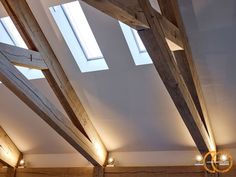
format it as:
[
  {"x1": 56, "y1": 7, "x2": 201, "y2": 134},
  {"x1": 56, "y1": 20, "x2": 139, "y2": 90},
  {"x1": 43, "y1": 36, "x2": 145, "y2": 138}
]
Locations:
[
  {"x1": 49, "y1": 2, "x2": 108, "y2": 73},
  {"x1": 132, "y1": 29, "x2": 146, "y2": 52},
  {"x1": 1, "y1": 17, "x2": 28, "y2": 49},
  {"x1": 62, "y1": 1, "x2": 103, "y2": 60},
  {"x1": 0, "y1": 17, "x2": 43, "y2": 80},
  {"x1": 119, "y1": 21, "x2": 152, "y2": 65}
]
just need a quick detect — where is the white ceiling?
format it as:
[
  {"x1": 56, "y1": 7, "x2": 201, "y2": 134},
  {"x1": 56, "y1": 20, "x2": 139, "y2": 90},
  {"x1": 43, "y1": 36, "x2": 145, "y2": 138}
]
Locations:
[
  {"x1": 179, "y1": 0, "x2": 236, "y2": 149},
  {"x1": 0, "y1": 0, "x2": 236, "y2": 166}
]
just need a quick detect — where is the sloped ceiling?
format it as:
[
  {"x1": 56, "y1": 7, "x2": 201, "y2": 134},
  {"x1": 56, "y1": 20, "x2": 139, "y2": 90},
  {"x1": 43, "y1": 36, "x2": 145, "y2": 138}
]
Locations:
[
  {"x1": 0, "y1": 0, "x2": 195, "y2": 154},
  {"x1": 179, "y1": 0, "x2": 236, "y2": 149},
  {"x1": 1, "y1": 0, "x2": 236, "y2": 167}
]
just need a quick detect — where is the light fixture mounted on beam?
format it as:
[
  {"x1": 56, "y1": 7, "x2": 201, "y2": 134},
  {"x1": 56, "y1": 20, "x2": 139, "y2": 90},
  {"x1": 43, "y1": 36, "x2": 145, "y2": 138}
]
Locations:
[{"x1": 195, "y1": 151, "x2": 233, "y2": 173}]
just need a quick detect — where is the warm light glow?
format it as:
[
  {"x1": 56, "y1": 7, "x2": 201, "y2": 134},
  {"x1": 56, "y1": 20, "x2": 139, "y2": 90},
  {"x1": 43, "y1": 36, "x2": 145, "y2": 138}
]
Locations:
[
  {"x1": 108, "y1": 157, "x2": 114, "y2": 164},
  {"x1": 0, "y1": 144, "x2": 10, "y2": 155},
  {"x1": 94, "y1": 142, "x2": 106, "y2": 163},
  {"x1": 19, "y1": 159, "x2": 25, "y2": 166},
  {"x1": 220, "y1": 154, "x2": 228, "y2": 162},
  {"x1": 0, "y1": 144, "x2": 18, "y2": 167},
  {"x1": 196, "y1": 155, "x2": 203, "y2": 162}
]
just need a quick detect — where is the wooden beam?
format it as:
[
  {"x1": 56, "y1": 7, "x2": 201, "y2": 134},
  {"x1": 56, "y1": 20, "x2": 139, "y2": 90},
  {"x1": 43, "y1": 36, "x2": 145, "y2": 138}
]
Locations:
[
  {"x1": 16, "y1": 168, "x2": 94, "y2": 177},
  {"x1": 0, "y1": 42, "x2": 47, "y2": 70},
  {"x1": 4, "y1": 166, "x2": 206, "y2": 177},
  {"x1": 81, "y1": 0, "x2": 149, "y2": 30},
  {"x1": 156, "y1": 0, "x2": 177, "y2": 26},
  {"x1": 81, "y1": 0, "x2": 183, "y2": 48},
  {"x1": 0, "y1": 126, "x2": 21, "y2": 167},
  {"x1": 158, "y1": 0, "x2": 216, "y2": 151},
  {"x1": 137, "y1": 0, "x2": 213, "y2": 154},
  {"x1": 0, "y1": 166, "x2": 224, "y2": 177},
  {"x1": 94, "y1": 167, "x2": 104, "y2": 177},
  {"x1": 0, "y1": 52, "x2": 104, "y2": 166},
  {"x1": 105, "y1": 166, "x2": 205, "y2": 176},
  {"x1": 174, "y1": 50, "x2": 207, "y2": 129},
  {"x1": 6, "y1": 168, "x2": 15, "y2": 177},
  {"x1": 1, "y1": 0, "x2": 107, "y2": 166},
  {"x1": 157, "y1": 12, "x2": 183, "y2": 49}
]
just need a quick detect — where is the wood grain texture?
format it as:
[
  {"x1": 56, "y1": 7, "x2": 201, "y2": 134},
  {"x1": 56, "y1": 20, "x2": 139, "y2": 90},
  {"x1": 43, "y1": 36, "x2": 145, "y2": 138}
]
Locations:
[
  {"x1": 0, "y1": 42, "x2": 47, "y2": 70},
  {"x1": 81, "y1": 0, "x2": 149, "y2": 30},
  {"x1": 221, "y1": 167, "x2": 236, "y2": 177},
  {"x1": 0, "y1": 168, "x2": 8, "y2": 177},
  {"x1": 105, "y1": 166, "x2": 206, "y2": 177},
  {"x1": 6, "y1": 168, "x2": 15, "y2": 177},
  {"x1": 174, "y1": 50, "x2": 206, "y2": 129},
  {"x1": 157, "y1": 0, "x2": 177, "y2": 26},
  {"x1": 94, "y1": 167, "x2": 104, "y2": 177},
  {"x1": 1, "y1": 167, "x2": 209, "y2": 177},
  {"x1": 16, "y1": 168, "x2": 94, "y2": 177},
  {"x1": 137, "y1": 0, "x2": 211, "y2": 154},
  {"x1": 158, "y1": 0, "x2": 216, "y2": 152},
  {"x1": 0, "y1": 52, "x2": 103, "y2": 166},
  {"x1": 157, "y1": 13, "x2": 183, "y2": 49},
  {"x1": 81, "y1": 0, "x2": 183, "y2": 48},
  {"x1": 3, "y1": 166, "x2": 234, "y2": 177},
  {"x1": 0, "y1": 126, "x2": 21, "y2": 167},
  {"x1": 1, "y1": 0, "x2": 107, "y2": 166}
]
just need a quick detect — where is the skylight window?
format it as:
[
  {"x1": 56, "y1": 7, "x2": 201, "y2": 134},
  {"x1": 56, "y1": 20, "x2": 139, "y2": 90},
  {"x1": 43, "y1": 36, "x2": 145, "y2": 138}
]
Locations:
[
  {"x1": 50, "y1": 1, "x2": 108, "y2": 73},
  {"x1": 0, "y1": 17, "x2": 44, "y2": 80},
  {"x1": 119, "y1": 22, "x2": 153, "y2": 66},
  {"x1": 131, "y1": 29, "x2": 146, "y2": 53},
  {"x1": 0, "y1": 17, "x2": 27, "y2": 49},
  {"x1": 62, "y1": 2, "x2": 103, "y2": 60}
]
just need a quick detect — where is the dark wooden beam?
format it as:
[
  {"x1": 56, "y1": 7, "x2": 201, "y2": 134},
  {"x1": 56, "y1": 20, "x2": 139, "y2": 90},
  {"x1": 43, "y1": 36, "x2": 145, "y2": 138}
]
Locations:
[
  {"x1": 81, "y1": 0, "x2": 183, "y2": 49},
  {"x1": 105, "y1": 166, "x2": 205, "y2": 175},
  {"x1": 158, "y1": 13, "x2": 183, "y2": 49},
  {"x1": 6, "y1": 167, "x2": 15, "y2": 177},
  {"x1": 5, "y1": 166, "x2": 206, "y2": 177},
  {"x1": 157, "y1": 0, "x2": 177, "y2": 26},
  {"x1": 174, "y1": 50, "x2": 206, "y2": 127},
  {"x1": 1, "y1": 0, "x2": 107, "y2": 166},
  {"x1": 81, "y1": 0, "x2": 149, "y2": 30},
  {"x1": 94, "y1": 167, "x2": 104, "y2": 177},
  {"x1": 158, "y1": 0, "x2": 216, "y2": 151},
  {"x1": 137, "y1": 0, "x2": 213, "y2": 154},
  {"x1": 0, "y1": 52, "x2": 105, "y2": 166},
  {"x1": 0, "y1": 126, "x2": 22, "y2": 167},
  {"x1": 0, "y1": 42, "x2": 47, "y2": 70}
]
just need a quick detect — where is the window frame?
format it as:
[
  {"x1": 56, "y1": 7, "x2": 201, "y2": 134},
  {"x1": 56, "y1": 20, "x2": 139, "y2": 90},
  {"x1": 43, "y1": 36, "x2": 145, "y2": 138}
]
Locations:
[
  {"x1": 49, "y1": 2, "x2": 109, "y2": 73},
  {"x1": 119, "y1": 21, "x2": 153, "y2": 66},
  {"x1": 0, "y1": 17, "x2": 44, "y2": 80}
]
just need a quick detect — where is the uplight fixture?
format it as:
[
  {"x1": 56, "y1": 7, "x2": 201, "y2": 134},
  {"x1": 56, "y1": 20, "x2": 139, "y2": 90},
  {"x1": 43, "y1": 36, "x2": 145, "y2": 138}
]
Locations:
[{"x1": 107, "y1": 157, "x2": 115, "y2": 167}]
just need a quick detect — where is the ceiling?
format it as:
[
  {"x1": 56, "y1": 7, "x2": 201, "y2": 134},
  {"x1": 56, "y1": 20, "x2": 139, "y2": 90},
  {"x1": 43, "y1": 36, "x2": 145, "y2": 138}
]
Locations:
[
  {"x1": 179, "y1": 0, "x2": 236, "y2": 148},
  {"x1": 0, "y1": 0, "x2": 236, "y2": 166}
]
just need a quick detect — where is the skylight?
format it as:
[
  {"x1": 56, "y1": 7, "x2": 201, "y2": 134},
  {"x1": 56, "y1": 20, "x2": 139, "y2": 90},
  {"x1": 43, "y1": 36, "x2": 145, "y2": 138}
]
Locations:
[
  {"x1": 119, "y1": 22, "x2": 153, "y2": 66},
  {"x1": 0, "y1": 17, "x2": 27, "y2": 49},
  {"x1": 62, "y1": 2, "x2": 103, "y2": 60},
  {"x1": 50, "y1": 1, "x2": 108, "y2": 73},
  {"x1": 0, "y1": 17, "x2": 44, "y2": 80},
  {"x1": 131, "y1": 29, "x2": 146, "y2": 53}
]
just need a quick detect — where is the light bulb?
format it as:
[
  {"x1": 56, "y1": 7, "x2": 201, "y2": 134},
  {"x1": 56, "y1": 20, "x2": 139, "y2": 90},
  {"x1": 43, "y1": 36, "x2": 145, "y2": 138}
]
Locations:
[
  {"x1": 19, "y1": 159, "x2": 25, "y2": 166},
  {"x1": 220, "y1": 154, "x2": 228, "y2": 162},
  {"x1": 108, "y1": 157, "x2": 114, "y2": 165},
  {"x1": 196, "y1": 155, "x2": 203, "y2": 162}
]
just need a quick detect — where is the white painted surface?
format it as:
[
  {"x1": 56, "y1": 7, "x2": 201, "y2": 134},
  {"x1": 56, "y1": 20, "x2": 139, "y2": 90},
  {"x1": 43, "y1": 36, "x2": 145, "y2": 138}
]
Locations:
[
  {"x1": 0, "y1": 0, "x2": 236, "y2": 167},
  {"x1": 24, "y1": 153, "x2": 91, "y2": 167}
]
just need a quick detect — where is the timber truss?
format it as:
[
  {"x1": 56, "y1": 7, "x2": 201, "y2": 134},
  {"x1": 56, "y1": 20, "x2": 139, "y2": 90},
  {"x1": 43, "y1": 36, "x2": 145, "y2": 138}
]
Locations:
[{"x1": 0, "y1": 0, "x2": 216, "y2": 171}]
